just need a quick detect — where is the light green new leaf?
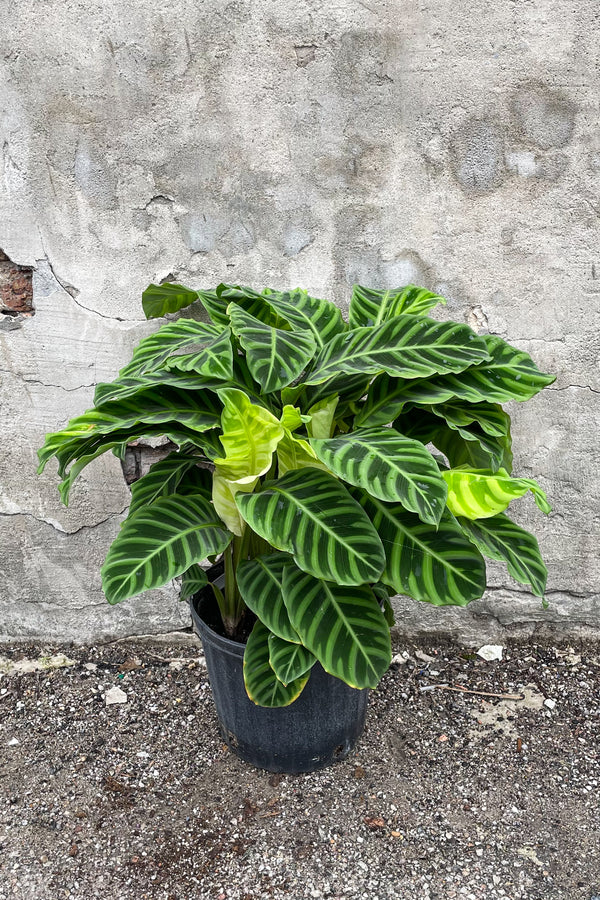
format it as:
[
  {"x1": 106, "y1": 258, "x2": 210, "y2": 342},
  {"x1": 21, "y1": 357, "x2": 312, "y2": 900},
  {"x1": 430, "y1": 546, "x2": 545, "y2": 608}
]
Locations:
[
  {"x1": 349, "y1": 284, "x2": 446, "y2": 328},
  {"x1": 165, "y1": 328, "x2": 234, "y2": 381},
  {"x1": 268, "y1": 634, "x2": 316, "y2": 685},
  {"x1": 236, "y1": 553, "x2": 300, "y2": 642},
  {"x1": 310, "y1": 427, "x2": 448, "y2": 525},
  {"x1": 243, "y1": 620, "x2": 310, "y2": 707},
  {"x1": 180, "y1": 564, "x2": 208, "y2": 601},
  {"x1": 457, "y1": 514, "x2": 547, "y2": 597},
  {"x1": 282, "y1": 565, "x2": 391, "y2": 689},
  {"x1": 142, "y1": 283, "x2": 201, "y2": 319},
  {"x1": 128, "y1": 453, "x2": 209, "y2": 517},
  {"x1": 277, "y1": 431, "x2": 327, "y2": 476},
  {"x1": 280, "y1": 405, "x2": 309, "y2": 432},
  {"x1": 350, "y1": 487, "x2": 487, "y2": 606},
  {"x1": 212, "y1": 469, "x2": 257, "y2": 536},
  {"x1": 261, "y1": 288, "x2": 347, "y2": 347},
  {"x1": 119, "y1": 319, "x2": 222, "y2": 378},
  {"x1": 214, "y1": 388, "x2": 284, "y2": 481},
  {"x1": 236, "y1": 469, "x2": 385, "y2": 585},
  {"x1": 304, "y1": 316, "x2": 490, "y2": 385},
  {"x1": 228, "y1": 303, "x2": 316, "y2": 393},
  {"x1": 101, "y1": 494, "x2": 232, "y2": 604},
  {"x1": 306, "y1": 395, "x2": 339, "y2": 439},
  {"x1": 443, "y1": 467, "x2": 552, "y2": 519}
]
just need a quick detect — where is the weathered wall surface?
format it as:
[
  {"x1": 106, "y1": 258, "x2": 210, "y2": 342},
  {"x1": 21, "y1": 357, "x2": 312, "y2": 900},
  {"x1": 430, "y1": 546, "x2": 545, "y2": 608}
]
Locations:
[{"x1": 0, "y1": 0, "x2": 598, "y2": 642}]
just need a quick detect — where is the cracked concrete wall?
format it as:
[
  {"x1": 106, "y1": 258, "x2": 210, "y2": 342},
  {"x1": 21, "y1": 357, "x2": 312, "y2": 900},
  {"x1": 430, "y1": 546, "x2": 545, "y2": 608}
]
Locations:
[{"x1": 0, "y1": 0, "x2": 598, "y2": 643}]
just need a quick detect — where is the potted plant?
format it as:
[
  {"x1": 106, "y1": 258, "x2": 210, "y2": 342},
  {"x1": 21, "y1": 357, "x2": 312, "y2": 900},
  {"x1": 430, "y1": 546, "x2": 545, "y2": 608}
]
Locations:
[{"x1": 38, "y1": 281, "x2": 555, "y2": 772}]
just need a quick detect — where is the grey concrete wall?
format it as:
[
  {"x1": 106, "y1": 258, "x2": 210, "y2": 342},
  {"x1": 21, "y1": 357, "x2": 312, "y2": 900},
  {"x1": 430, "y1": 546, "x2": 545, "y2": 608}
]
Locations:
[{"x1": 0, "y1": 0, "x2": 598, "y2": 643}]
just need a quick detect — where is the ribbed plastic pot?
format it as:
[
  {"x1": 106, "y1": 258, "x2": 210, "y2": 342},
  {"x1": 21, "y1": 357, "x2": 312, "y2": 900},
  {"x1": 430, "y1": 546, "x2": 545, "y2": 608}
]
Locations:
[{"x1": 190, "y1": 573, "x2": 369, "y2": 774}]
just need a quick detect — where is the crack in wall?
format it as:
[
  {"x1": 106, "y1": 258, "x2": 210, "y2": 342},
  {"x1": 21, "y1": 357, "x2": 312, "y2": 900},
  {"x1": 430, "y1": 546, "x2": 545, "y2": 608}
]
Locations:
[
  {"x1": 0, "y1": 506, "x2": 129, "y2": 536},
  {"x1": 0, "y1": 368, "x2": 97, "y2": 392}
]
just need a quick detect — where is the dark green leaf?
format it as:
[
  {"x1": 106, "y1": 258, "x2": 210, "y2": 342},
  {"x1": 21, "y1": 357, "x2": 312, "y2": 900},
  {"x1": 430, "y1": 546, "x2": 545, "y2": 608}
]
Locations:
[
  {"x1": 142, "y1": 283, "x2": 201, "y2": 319},
  {"x1": 236, "y1": 553, "x2": 300, "y2": 643},
  {"x1": 457, "y1": 513, "x2": 547, "y2": 597},
  {"x1": 236, "y1": 469, "x2": 385, "y2": 585},
  {"x1": 282, "y1": 565, "x2": 391, "y2": 689},
  {"x1": 310, "y1": 427, "x2": 448, "y2": 524},
  {"x1": 268, "y1": 634, "x2": 316, "y2": 685},
  {"x1": 101, "y1": 495, "x2": 232, "y2": 604},
  {"x1": 243, "y1": 620, "x2": 310, "y2": 707},
  {"x1": 349, "y1": 284, "x2": 446, "y2": 328}
]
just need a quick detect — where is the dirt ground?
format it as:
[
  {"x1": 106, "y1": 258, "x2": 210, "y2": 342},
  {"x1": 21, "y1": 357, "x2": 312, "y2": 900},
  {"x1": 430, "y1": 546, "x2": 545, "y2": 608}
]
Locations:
[{"x1": 0, "y1": 637, "x2": 599, "y2": 900}]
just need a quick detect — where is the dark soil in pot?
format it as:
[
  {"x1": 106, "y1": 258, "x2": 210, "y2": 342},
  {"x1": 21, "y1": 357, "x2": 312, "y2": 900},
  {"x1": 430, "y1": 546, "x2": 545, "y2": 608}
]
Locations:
[{"x1": 190, "y1": 570, "x2": 369, "y2": 774}]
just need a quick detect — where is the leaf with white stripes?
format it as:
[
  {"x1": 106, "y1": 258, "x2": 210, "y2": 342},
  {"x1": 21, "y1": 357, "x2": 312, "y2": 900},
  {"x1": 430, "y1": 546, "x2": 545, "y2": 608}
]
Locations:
[
  {"x1": 128, "y1": 453, "x2": 210, "y2": 516},
  {"x1": 243, "y1": 620, "x2": 310, "y2": 707},
  {"x1": 120, "y1": 319, "x2": 222, "y2": 377},
  {"x1": 310, "y1": 427, "x2": 448, "y2": 525},
  {"x1": 228, "y1": 303, "x2": 316, "y2": 393},
  {"x1": 304, "y1": 316, "x2": 490, "y2": 385},
  {"x1": 101, "y1": 494, "x2": 232, "y2": 604},
  {"x1": 457, "y1": 514, "x2": 547, "y2": 597},
  {"x1": 142, "y1": 282, "x2": 202, "y2": 319},
  {"x1": 236, "y1": 553, "x2": 299, "y2": 642},
  {"x1": 282, "y1": 565, "x2": 391, "y2": 689},
  {"x1": 350, "y1": 487, "x2": 487, "y2": 606},
  {"x1": 268, "y1": 634, "x2": 316, "y2": 685},
  {"x1": 236, "y1": 469, "x2": 385, "y2": 585},
  {"x1": 443, "y1": 467, "x2": 552, "y2": 520},
  {"x1": 349, "y1": 284, "x2": 446, "y2": 328}
]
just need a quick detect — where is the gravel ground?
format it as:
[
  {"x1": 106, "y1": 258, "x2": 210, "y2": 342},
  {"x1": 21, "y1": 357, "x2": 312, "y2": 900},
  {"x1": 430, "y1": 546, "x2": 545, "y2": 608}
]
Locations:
[{"x1": 0, "y1": 637, "x2": 599, "y2": 900}]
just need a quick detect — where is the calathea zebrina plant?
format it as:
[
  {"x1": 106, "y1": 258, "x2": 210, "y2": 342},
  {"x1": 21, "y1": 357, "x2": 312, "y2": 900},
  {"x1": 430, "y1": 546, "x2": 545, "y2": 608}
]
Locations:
[{"x1": 38, "y1": 282, "x2": 555, "y2": 707}]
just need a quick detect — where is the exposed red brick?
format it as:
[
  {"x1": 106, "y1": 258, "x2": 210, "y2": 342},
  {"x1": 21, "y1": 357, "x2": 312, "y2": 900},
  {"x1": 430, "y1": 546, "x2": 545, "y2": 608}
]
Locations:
[{"x1": 0, "y1": 249, "x2": 34, "y2": 316}]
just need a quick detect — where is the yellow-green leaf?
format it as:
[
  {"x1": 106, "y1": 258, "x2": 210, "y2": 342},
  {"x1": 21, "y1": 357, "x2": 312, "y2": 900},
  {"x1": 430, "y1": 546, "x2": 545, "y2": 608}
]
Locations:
[{"x1": 443, "y1": 467, "x2": 552, "y2": 520}]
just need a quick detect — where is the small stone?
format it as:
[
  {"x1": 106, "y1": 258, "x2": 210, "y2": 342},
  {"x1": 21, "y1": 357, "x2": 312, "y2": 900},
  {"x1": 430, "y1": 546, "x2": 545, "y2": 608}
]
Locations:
[
  {"x1": 544, "y1": 698, "x2": 556, "y2": 709},
  {"x1": 104, "y1": 686, "x2": 127, "y2": 706},
  {"x1": 7, "y1": 738, "x2": 19, "y2": 747},
  {"x1": 477, "y1": 645, "x2": 503, "y2": 661}
]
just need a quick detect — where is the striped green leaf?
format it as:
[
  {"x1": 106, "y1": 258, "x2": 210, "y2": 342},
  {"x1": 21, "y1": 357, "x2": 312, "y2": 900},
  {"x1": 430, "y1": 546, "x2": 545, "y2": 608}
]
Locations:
[
  {"x1": 177, "y1": 464, "x2": 213, "y2": 496},
  {"x1": 228, "y1": 303, "x2": 316, "y2": 393},
  {"x1": 142, "y1": 282, "x2": 201, "y2": 319},
  {"x1": 349, "y1": 284, "x2": 446, "y2": 328},
  {"x1": 236, "y1": 553, "x2": 300, "y2": 642},
  {"x1": 282, "y1": 565, "x2": 391, "y2": 689},
  {"x1": 128, "y1": 453, "x2": 209, "y2": 516},
  {"x1": 180, "y1": 564, "x2": 208, "y2": 601},
  {"x1": 196, "y1": 286, "x2": 231, "y2": 326},
  {"x1": 243, "y1": 620, "x2": 310, "y2": 707},
  {"x1": 457, "y1": 514, "x2": 547, "y2": 597},
  {"x1": 236, "y1": 469, "x2": 385, "y2": 585},
  {"x1": 310, "y1": 427, "x2": 447, "y2": 525},
  {"x1": 304, "y1": 317, "x2": 490, "y2": 385},
  {"x1": 39, "y1": 388, "x2": 220, "y2": 465},
  {"x1": 120, "y1": 319, "x2": 222, "y2": 377},
  {"x1": 268, "y1": 634, "x2": 316, "y2": 685},
  {"x1": 261, "y1": 288, "x2": 347, "y2": 347},
  {"x1": 396, "y1": 336, "x2": 556, "y2": 405},
  {"x1": 443, "y1": 467, "x2": 552, "y2": 519},
  {"x1": 165, "y1": 328, "x2": 234, "y2": 380},
  {"x1": 94, "y1": 371, "x2": 218, "y2": 406},
  {"x1": 354, "y1": 374, "x2": 408, "y2": 428},
  {"x1": 101, "y1": 494, "x2": 232, "y2": 604},
  {"x1": 431, "y1": 423, "x2": 513, "y2": 473},
  {"x1": 427, "y1": 401, "x2": 510, "y2": 437},
  {"x1": 214, "y1": 388, "x2": 284, "y2": 481},
  {"x1": 350, "y1": 487, "x2": 487, "y2": 606}
]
